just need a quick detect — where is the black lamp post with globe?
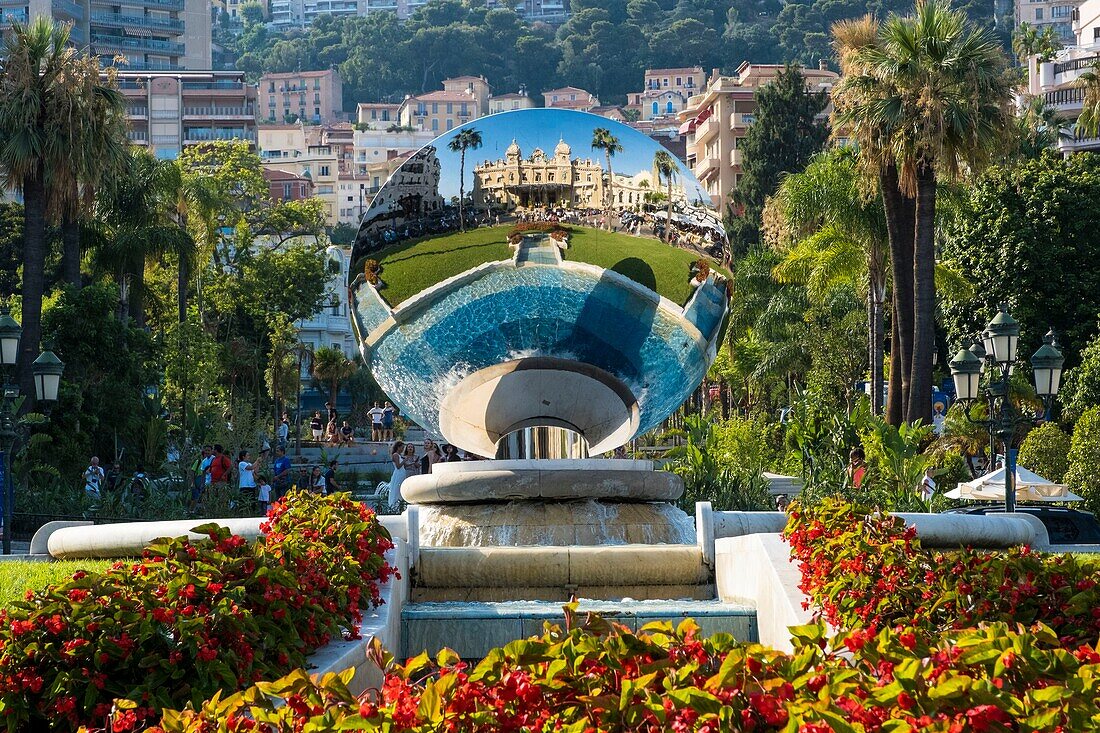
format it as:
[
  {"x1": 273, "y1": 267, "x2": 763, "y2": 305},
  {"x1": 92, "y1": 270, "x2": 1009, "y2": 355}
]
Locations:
[
  {"x1": 948, "y1": 305, "x2": 1064, "y2": 515},
  {"x1": 0, "y1": 308, "x2": 65, "y2": 555}
]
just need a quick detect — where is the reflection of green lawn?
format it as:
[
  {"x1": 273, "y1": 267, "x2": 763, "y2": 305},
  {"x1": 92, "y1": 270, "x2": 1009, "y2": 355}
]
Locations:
[
  {"x1": 0, "y1": 559, "x2": 113, "y2": 608},
  {"x1": 372, "y1": 225, "x2": 726, "y2": 306}
]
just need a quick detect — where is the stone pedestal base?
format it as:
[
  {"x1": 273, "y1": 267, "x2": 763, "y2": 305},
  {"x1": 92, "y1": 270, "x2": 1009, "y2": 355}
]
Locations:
[{"x1": 417, "y1": 498, "x2": 695, "y2": 547}]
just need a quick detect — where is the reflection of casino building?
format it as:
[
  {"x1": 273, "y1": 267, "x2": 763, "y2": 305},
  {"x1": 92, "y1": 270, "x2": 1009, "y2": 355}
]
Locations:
[
  {"x1": 473, "y1": 139, "x2": 607, "y2": 210},
  {"x1": 362, "y1": 145, "x2": 444, "y2": 231}
]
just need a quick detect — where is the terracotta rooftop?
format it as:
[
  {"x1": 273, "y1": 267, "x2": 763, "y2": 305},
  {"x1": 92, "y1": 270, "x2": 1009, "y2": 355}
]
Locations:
[{"x1": 646, "y1": 67, "x2": 705, "y2": 76}]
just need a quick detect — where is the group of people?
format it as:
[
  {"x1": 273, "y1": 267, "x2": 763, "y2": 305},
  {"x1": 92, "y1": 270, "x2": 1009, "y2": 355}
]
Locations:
[
  {"x1": 189, "y1": 444, "x2": 344, "y2": 515},
  {"x1": 308, "y1": 402, "x2": 358, "y2": 447},
  {"x1": 385, "y1": 438, "x2": 470, "y2": 509},
  {"x1": 82, "y1": 457, "x2": 149, "y2": 500}
]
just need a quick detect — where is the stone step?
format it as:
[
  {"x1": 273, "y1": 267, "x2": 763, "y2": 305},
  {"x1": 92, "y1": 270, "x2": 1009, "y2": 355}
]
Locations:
[{"x1": 401, "y1": 599, "x2": 757, "y2": 659}]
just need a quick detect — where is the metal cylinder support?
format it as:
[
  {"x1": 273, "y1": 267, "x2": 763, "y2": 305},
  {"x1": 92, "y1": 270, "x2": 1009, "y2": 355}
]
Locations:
[{"x1": 495, "y1": 426, "x2": 590, "y2": 459}]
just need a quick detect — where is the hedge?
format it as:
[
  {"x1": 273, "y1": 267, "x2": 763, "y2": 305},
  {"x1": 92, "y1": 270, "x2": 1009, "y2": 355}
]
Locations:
[{"x1": 0, "y1": 491, "x2": 396, "y2": 731}]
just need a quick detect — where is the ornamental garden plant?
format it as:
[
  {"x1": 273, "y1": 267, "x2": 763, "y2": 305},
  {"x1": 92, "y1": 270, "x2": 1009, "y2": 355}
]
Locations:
[{"x1": 0, "y1": 492, "x2": 396, "y2": 732}]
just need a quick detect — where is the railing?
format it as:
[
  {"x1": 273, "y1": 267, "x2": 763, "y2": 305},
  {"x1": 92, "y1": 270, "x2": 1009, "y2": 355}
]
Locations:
[
  {"x1": 127, "y1": 106, "x2": 149, "y2": 117},
  {"x1": 183, "y1": 129, "x2": 257, "y2": 142},
  {"x1": 0, "y1": 9, "x2": 29, "y2": 24},
  {"x1": 91, "y1": 34, "x2": 185, "y2": 55},
  {"x1": 53, "y1": 0, "x2": 84, "y2": 19},
  {"x1": 152, "y1": 134, "x2": 179, "y2": 145},
  {"x1": 91, "y1": 11, "x2": 185, "y2": 33},
  {"x1": 1054, "y1": 55, "x2": 1100, "y2": 76},
  {"x1": 1044, "y1": 87, "x2": 1087, "y2": 105},
  {"x1": 127, "y1": 130, "x2": 148, "y2": 141},
  {"x1": 151, "y1": 109, "x2": 180, "y2": 120},
  {"x1": 182, "y1": 80, "x2": 247, "y2": 91},
  {"x1": 183, "y1": 106, "x2": 257, "y2": 118},
  {"x1": 118, "y1": 0, "x2": 184, "y2": 9}
]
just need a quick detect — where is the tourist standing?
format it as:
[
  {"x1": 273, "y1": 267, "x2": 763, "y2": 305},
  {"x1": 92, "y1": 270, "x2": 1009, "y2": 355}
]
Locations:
[
  {"x1": 368, "y1": 402, "x2": 385, "y2": 441},
  {"x1": 295, "y1": 466, "x2": 310, "y2": 493},
  {"x1": 277, "y1": 417, "x2": 290, "y2": 450},
  {"x1": 388, "y1": 441, "x2": 408, "y2": 510},
  {"x1": 271, "y1": 446, "x2": 292, "y2": 501},
  {"x1": 382, "y1": 401, "x2": 396, "y2": 441},
  {"x1": 189, "y1": 446, "x2": 210, "y2": 511},
  {"x1": 238, "y1": 450, "x2": 261, "y2": 495},
  {"x1": 106, "y1": 461, "x2": 122, "y2": 493},
  {"x1": 309, "y1": 465, "x2": 326, "y2": 494},
  {"x1": 209, "y1": 445, "x2": 232, "y2": 487},
  {"x1": 421, "y1": 439, "x2": 442, "y2": 474},
  {"x1": 257, "y1": 476, "x2": 272, "y2": 514},
  {"x1": 310, "y1": 412, "x2": 323, "y2": 442},
  {"x1": 326, "y1": 416, "x2": 340, "y2": 445},
  {"x1": 324, "y1": 459, "x2": 341, "y2": 494},
  {"x1": 441, "y1": 444, "x2": 461, "y2": 462},
  {"x1": 83, "y1": 457, "x2": 105, "y2": 499},
  {"x1": 846, "y1": 448, "x2": 867, "y2": 490},
  {"x1": 326, "y1": 401, "x2": 338, "y2": 425}
]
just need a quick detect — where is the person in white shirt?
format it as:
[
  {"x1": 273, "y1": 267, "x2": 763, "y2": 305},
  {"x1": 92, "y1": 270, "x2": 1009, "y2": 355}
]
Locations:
[
  {"x1": 84, "y1": 457, "x2": 105, "y2": 498},
  {"x1": 277, "y1": 418, "x2": 290, "y2": 450},
  {"x1": 257, "y1": 478, "x2": 272, "y2": 514},
  {"x1": 367, "y1": 402, "x2": 385, "y2": 441},
  {"x1": 238, "y1": 450, "x2": 262, "y2": 494}
]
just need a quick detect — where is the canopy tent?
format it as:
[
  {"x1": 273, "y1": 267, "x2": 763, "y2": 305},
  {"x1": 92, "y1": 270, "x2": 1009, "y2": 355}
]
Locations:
[{"x1": 945, "y1": 466, "x2": 1083, "y2": 502}]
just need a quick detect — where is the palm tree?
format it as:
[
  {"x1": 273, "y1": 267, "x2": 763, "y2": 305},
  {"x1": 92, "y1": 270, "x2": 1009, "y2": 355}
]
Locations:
[
  {"x1": 1076, "y1": 62, "x2": 1100, "y2": 139},
  {"x1": 0, "y1": 19, "x2": 81, "y2": 400},
  {"x1": 447, "y1": 128, "x2": 482, "y2": 232},
  {"x1": 1013, "y1": 22, "x2": 1061, "y2": 67},
  {"x1": 311, "y1": 346, "x2": 357, "y2": 406},
  {"x1": 770, "y1": 149, "x2": 888, "y2": 415},
  {"x1": 652, "y1": 150, "x2": 678, "y2": 243},
  {"x1": 591, "y1": 128, "x2": 623, "y2": 230},
  {"x1": 832, "y1": 2, "x2": 1011, "y2": 424},
  {"x1": 90, "y1": 151, "x2": 196, "y2": 326},
  {"x1": 53, "y1": 58, "x2": 128, "y2": 287}
]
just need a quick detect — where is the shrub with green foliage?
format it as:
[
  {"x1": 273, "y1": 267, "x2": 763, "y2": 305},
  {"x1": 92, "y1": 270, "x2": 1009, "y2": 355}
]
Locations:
[
  {"x1": 0, "y1": 492, "x2": 395, "y2": 731},
  {"x1": 1065, "y1": 406, "x2": 1100, "y2": 514},
  {"x1": 1060, "y1": 329, "x2": 1100, "y2": 422},
  {"x1": 786, "y1": 499, "x2": 1100, "y2": 642},
  {"x1": 153, "y1": 615, "x2": 1100, "y2": 733},
  {"x1": 1019, "y1": 422, "x2": 1072, "y2": 483}
]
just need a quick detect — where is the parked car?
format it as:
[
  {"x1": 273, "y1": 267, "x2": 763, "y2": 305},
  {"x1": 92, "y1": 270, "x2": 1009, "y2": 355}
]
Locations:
[{"x1": 942, "y1": 505, "x2": 1100, "y2": 545}]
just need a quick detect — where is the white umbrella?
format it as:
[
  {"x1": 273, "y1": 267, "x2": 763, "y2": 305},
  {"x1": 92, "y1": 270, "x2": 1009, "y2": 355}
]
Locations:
[{"x1": 945, "y1": 465, "x2": 1082, "y2": 502}]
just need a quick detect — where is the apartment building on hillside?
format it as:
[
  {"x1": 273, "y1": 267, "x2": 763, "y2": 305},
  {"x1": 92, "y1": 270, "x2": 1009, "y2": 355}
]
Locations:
[
  {"x1": 679, "y1": 62, "x2": 838, "y2": 210},
  {"x1": 398, "y1": 76, "x2": 490, "y2": 133},
  {"x1": 120, "y1": 70, "x2": 257, "y2": 159},
  {"x1": 259, "y1": 69, "x2": 345, "y2": 125},
  {"x1": 0, "y1": 0, "x2": 211, "y2": 69}
]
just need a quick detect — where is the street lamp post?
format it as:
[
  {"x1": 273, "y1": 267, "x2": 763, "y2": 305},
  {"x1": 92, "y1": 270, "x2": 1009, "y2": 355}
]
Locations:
[
  {"x1": 948, "y1": 305, "x2": 1064, "y2": 514},
  {"x1": 0, "y1": 308, "x2": 65, "y2": 554}
]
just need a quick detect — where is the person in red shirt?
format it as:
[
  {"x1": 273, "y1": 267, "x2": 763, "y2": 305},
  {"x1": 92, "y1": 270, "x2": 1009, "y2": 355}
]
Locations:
[
  {"x1": 847, "y1": 448, "x2": 867, "y2": 489},
  {"x1": 209, "y1": 444, "x2": 233, "y2": 485}
]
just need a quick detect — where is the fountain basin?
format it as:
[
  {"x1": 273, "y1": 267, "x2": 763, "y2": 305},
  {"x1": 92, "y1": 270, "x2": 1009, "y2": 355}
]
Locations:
[{"x1": 401, "y1": 459, "x2": 683, "y2": 504}]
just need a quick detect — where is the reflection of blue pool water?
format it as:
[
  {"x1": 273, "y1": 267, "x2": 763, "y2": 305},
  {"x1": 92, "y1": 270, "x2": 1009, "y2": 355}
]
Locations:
[{"x1": 356, "y1": 263, "x2": 724, "y2": 443}]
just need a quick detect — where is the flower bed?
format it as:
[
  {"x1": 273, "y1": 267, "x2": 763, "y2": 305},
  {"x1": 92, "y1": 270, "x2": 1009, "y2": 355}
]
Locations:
[
  {"x1": 785, "y1": 498, "x2": 1100, "y2": 644},
  {"x1": 0, "y1": 491, "x2": 396, "y2": 731},
  {"x1": 152, "y1": 611, "x2": 1100, "y2": 732}
]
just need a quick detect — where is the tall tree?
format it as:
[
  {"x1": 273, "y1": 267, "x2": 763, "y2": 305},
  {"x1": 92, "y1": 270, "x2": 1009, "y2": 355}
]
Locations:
[
  {"x1": 769, "y1": 149, "x2": 888, "y2": 415},
  {"x1": 591, "y1": 127, "x2": 623, "y2": 230},
  {"x1": 311, "y1": 346, "x2": 357, "y2": 406},
  {"x1": 833, "y1": 3, "x2": 1011, "y2": 424},
  {"x1": 54, "y1": 58, "x2": 128, "y2": 288},
  {"x1": 729, "y1": 64, "x2": 828, "y2": 254},
  {"x1": 653, "y1": 149, "x2": 679, "y2": 243},
  {"x1": 1075, "y1": 61, "x2": 1100, "y2": 138},
  {"x1": 447, "y1": 127, "x2": 483, "y2": 233},
  {"x1": 0, "y1": 19, "x2": 80, "y2": 402}
]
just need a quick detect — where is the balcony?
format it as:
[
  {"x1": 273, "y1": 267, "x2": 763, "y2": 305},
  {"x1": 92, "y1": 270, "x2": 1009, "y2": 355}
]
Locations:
[
  {"x1": 53, "y1": 0, "x2": 84, "y2": 20},
  {"x1": 729, "y1": 148, "x2": 742, "y2": 167},
  {"x1": 127, "y1": 130, "x2": 148, "y2": 143},
  {"x1": 183, "y1": 129, "x2": 257, "y2": 144},
  {"x1": 696, "y1": 156, "x2": 720, "y2": 182},
  {"x1": 91, "y1": 34, "x2": 185, "y2": 55},
  {"x1": 0, "y1": 8, "x2": 28, "y2": 25},
  {"x1": 694, "y1": 111, "x2": 719, "y2": 145},
  {"x1": 182, "y1": 80, "x2": 248, "y2": 92},
  {"x1": 1053, "y1": 54, "x2": 1100, "y2": 86},
  {"x1": 183, "y1": 106, "x2": 257, "y2": 120},
  {"x1": 91, "y1": 12, "x2": 185, "y2": 34},
  {"x1": 127, "y1": 106, "x2": 148, "y2": 118},
  {"x1": 1043, "y1": 86, "x2": 1086, "y2": 113},
  {"x1": 118, "y1": 0, "x2": 184, "y2": 9}
]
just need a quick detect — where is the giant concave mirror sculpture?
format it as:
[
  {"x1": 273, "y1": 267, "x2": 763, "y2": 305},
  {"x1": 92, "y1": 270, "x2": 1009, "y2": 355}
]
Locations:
[{"x1": 349, "y1": 109, "x2": 729, "y2": 547}]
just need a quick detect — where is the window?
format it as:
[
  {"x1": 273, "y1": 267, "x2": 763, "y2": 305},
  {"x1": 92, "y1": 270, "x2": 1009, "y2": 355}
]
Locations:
[
  {"x1": 666, "y1": 100, "x2": 674, "y2": 114},
  {"x1": 315, "y1": 107, "x2": 320, "y2": 116},
  {"x1": 1052, "y1": 4, "x2": 1070, "y2": 17},
  {"x1": 446, "y1": 119, "x2": 454, "y2": 130},
  {"x1": 652, "y1": 101, "x2": 659, "y2": 115},
  {"x1": 461, "y1": 103, "x2": 468, "y2": 115},
  {"x1": 320, "y1": 165, "x2": 330, "y2": 176},
  {"x1": 268, "y1": 82, "x2": 275, "y2": 92},
  {"x1": 283, "y1": 182, "x2": 292, "y2": 198},
  {"x1": 570, "y1": 94, "x2": 576, "y2": 100},
  {"x1": 676, "y1": 77, "x2": 682, "y2": 85},
  {"x1": 431, "y1": 118, "x2": 439, "y2": 131},
  {"x1": 1035, "y1": 8, "x2": 1043, "y2": 19},
  {"x1": 446, "y1": 102, "x2": 453, "y2": 113},
  {"x1": 663, "y1": 78, "x2": 669, "y2": 86},
  {"x1": 431, "y1": 103, "x2": 438, "y2": 113}
]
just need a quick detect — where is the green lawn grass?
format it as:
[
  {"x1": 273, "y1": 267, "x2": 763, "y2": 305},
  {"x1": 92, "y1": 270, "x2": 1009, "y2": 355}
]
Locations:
[
  {"x1": 0, "y1": 559, "x2": 113, "y2": 607},
  {"x1": 371, "y1": 225, "x2": 725, "y2": 307}
]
